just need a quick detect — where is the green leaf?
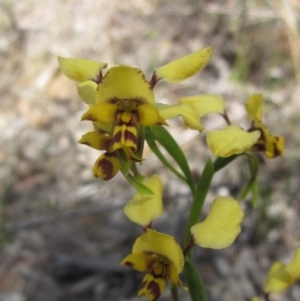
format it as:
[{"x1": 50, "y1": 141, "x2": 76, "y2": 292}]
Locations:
[
  {"x1": 213, "y1": 154, "x2": 239, "y2": 172},
  {"x1": 184, "y1": 257, "x2": 208, "y2": 301},
  {"x1": 125, "y1": 174, "x2": 154, "y2": 196},
  {"x1": 119, "y1": 155, "x2": 130, "y2": 176},
  {"x1": 170, "y1": 283, "x2": 179, "y2": 301},
  {"x1": 146, "y1": 137, "x2": 186, "y2": 182},
  {"x1": 238, "y1": 153, "x2": 259, "y2": 202},
  {"x1": 184, "y1": 158, "x2": 214, "y2": 246},
  {"x1": 147, "y1": 126, "x2": 195, "y2": 194},
  {"x1": 251, "y1": 181, "x2": 259, "y2": 207}
]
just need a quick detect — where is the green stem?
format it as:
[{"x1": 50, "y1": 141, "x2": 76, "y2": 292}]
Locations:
[
  {"x1": 184, "y1": 257, "x2": 208, "y2": 301},
  {"x1": 146, "y1": 138, "x2": 187, "y2": 183},
  {"x1": 170, "y1": 282, "x2": 179, "y2": 301},
  {"x1": 184, "y1": 158, "x2": 214, "y2": 248}
]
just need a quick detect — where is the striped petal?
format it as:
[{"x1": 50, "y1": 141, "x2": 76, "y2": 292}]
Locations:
[
  {"x1": 109, "y1": 111, "x2": 138, "y2": 152},
  {"x1": 58, "y1": 57, "x2": 107, "y2": 82},
  {"x1": 138, "y1": 273, "x2": 166, "y2": 301},
  {"x1": 92, "y1": 152, "x2": 121, "y2": 180},
  {"x1": 155, "y1": 47, "x2": 212, "y2": 83}
]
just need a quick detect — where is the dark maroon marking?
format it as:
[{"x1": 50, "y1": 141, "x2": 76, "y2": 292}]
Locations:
[
  {"x1": 105, "y1": 152, "x2": 118, "y2": 157},
  {"x1": 249, "y1": 127, "x2": 265, "y2": 141},
  {"x1": 117, "y1": 115, "x2": 138, "y2": 127},
  {"x1": 82, "y1": 114, "x2": 94, "y2": 121},
  {"x1": 147, "y1": 280, "x2": 161, "y2": 300},
  {"x1": 93, "y1": 68, "x2": 106, "y2": 84},
  {"x1": 97, "y1": 158, "x2": 114, "y2": 180},
  {"x1": 103, "y1": 139, "x2": 111, "y2": 150},
  {"x1": 117, "y1": 120, "x2": 136, "y2": 127},
  {"x1": 124, "y1": 129, "x2": 137, "y2": 144},
  {"x1": 273, "y1": 138, "x2": 281, "y2": 157},
  {"x1": 111, "y1": 131, "x2": 122, "y2": 145},
  {"x1": 135, "y1": 97, "x2": 148, "y2": 105},
  {"x1": 140, "y1": 281, "x2": 147, "y2": 290},
  {"x1": 149, "y1": 72, "x2": 160, "y2": 90},
  {"x1": 108, "y1": 97, "x2": 121, "y2": 104},
  {"x1": 124, "y1": 261, "x2": 134, "y2": 267},
  {"x1": 252, "y1": 142, "x2": 266, "y2": 152}
]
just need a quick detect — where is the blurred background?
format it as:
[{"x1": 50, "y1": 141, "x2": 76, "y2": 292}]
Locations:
[{"x1": 0, "y1": 0, "x2": 299, "y2": 300}]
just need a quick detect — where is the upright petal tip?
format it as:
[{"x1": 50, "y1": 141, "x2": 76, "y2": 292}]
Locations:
[{"x1": 155, "y1": 47, "x2": 212, "y2": 83}]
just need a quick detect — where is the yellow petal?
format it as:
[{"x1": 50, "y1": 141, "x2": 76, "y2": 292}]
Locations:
[
  {"x1": 138, "y1": 273, "x2": 166, "y2": 301},
  {"x1": 120, "y1": 252, "x2": 152, "y2": 272},
  {"x1": 254, "y1": 121, "x2": 284, "y2": 158},
  {"x1": 77, "y1": 80, "x2": 98, "y2": 105},
  {"x1": 191, "y1": 196, "x2": 244, "y2": 249},
  {"x1": 58, "y1": 56, "x2": 107, "y2": 82},
  {"x1": 156, "y1": 103, "x2": 204, "y2": 131},
  {"x1": 265, "y1": 135, "x2": 285, "y2": 158},
  {"x1": 93, "y1": 121, "x2": 113, "y2": 133},
  {"x1": 92, "y1": 152, "x2": 120, "y2": 180},
  {"x1": 245, "y1": 93, "x2": 264, "y2": 122},
  {"x1": 124, "y1": 175, "x2": 163, "y2": 227},
  {"x1": 206, "y1": 125, "x2": 260, "y2": 157},
  {"x1": 155, "y1": 47, "x2": 212, "y2": 83},
  {"x1": 133, "y1": 229, "x2": 184, "y2": 273},
  {"x1": 179, "y1": 94, "x2": 226, "y2": 118},
  {"x1": 285, "y1": 248, "x2": 300, "y2": 279},
  {"x1": 169, "y1": 264, "x2": 187, "y2": 289},
  {"x1": 264, "y1": 262, "x2": 295, "y2": 293},
  {"x1": 138, "y1": 103, "x2": 167, "y2": 126},
  {"x1": 81, "y1": 103, "x2": 117, "y2": 123},
  {"x1": 96, "y1": 66, "x2": 155, "y2": 104},
  {"x1": 78, "y1": 131, "x2": 110, "y2": 150}
]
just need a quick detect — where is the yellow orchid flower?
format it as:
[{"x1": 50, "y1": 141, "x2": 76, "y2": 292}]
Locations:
[
  {"x1": 58, "y1": 48, "x2": 212, "y2": 180},
  {"x1": 124, "y1": 175, "x2": 163, "y2": 227},
  {"x1": 246, "y1": 93, "x2": 284, "y2": 158},
  {"x1": 191, "y1": 197, "x2": 244, "y2": 249},
  {"x1": 264, "y1": 248, "x2": 300, "y2": 294},
  {"x1": 206, "y1": 125, "x2": 260, "y2": 157},
  {"x1": 120, "y1": 229, "x2": 185, "y2": 301}
]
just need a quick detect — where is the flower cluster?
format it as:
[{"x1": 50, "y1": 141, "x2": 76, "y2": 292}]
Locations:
[
  {"x1": 59, "y1": 49, "x2": 284, "y2": 186},
  {"x1": 58, "y1": 48, "x2": 214, "y2": 182},
  {"x1": 121, "y1": 175, "x2": 244, "y2": 300},
  {"x1": 58, "y1": 47, "x2": 285, "y2": 301}
]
